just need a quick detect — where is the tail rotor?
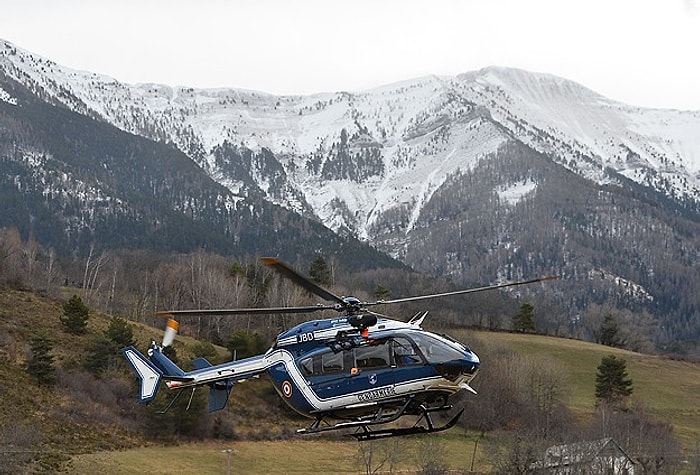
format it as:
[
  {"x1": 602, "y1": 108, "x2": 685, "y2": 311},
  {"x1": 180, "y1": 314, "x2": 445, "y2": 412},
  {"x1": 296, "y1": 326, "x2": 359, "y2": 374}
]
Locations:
[{"x1": 162, "y1": 318, "x2": 179, "y2": 347}]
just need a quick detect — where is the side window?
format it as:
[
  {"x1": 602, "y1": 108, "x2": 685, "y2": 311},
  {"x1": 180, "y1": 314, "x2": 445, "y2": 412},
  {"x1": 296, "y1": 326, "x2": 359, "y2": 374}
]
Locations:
[
  {"x1": 300, "y1": 352, "x2": 344, "y2": 376},
  {"x1": 321, "y1": 351, "x2": 344, "y2": 374},
  {"x1": 355, "y1": 342, "x2": 391, "y2": 369},
  {"x1": 391, "y1": 337, "x2": 422, "y2": 366},
  {"x1": 300, "y1": 357, "x2": 313, "y2": 376}
]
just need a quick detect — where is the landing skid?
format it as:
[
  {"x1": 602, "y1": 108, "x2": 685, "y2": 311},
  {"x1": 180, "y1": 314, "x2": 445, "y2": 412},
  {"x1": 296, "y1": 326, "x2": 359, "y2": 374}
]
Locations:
[
  {"x1": 297, "y1": 397, "x2": 464, "y2": 440},
  {"x1": 297, "y1": 398, "x2": 412, "y2": 435},
  {"x1": 353, "y1": 408, "x2": 464, "y2": 441}
]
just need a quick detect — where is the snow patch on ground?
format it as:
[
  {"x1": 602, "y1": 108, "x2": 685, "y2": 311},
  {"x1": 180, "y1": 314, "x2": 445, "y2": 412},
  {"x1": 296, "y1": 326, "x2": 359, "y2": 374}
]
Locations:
[
  {"x1": 0, "y1": 86, "x2": 17, "y2": 105},
  {"x1": 497, "y1": 180, "x2": 538, "y2": 206}
]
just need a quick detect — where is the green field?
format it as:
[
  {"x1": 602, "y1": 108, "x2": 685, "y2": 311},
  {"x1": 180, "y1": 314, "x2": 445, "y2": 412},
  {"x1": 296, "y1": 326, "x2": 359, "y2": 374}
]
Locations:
[
  {"x1": 68, "y1": 435, "x2": 488, "y2": 474},
  {"x1": 2, "y1": 289, "x2": 697, "y2": 472}
]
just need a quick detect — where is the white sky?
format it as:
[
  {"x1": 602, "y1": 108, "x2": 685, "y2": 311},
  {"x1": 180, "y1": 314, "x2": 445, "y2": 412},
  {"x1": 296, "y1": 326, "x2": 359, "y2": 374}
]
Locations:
[{"x1": 1, "y1": 0, "x2": 699, "y2": 110}]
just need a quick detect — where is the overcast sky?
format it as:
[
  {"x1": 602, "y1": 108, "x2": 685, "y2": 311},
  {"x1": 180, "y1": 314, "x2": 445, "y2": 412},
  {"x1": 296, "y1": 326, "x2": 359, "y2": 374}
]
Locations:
[{"x1": 1, "y1": 0, "x2": 699, "y2": 110}]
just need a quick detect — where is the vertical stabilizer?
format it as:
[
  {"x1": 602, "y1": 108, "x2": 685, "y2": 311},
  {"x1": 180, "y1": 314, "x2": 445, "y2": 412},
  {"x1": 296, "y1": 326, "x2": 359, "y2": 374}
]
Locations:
[{"x1": 121, "y1": 346, "x2": 163, "y2": 402}]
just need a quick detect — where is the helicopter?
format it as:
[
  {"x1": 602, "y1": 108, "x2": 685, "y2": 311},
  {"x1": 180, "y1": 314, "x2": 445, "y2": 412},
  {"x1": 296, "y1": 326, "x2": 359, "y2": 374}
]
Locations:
[{"x1": 121, "y1": 257, "x2": 555, "y2": 440}]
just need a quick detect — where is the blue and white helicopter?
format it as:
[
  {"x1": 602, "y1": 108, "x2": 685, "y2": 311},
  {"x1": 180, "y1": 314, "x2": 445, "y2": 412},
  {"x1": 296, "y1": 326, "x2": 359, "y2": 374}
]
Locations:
[{"x1": 122, "y1": 258, "x2": 554, "y2": 440}]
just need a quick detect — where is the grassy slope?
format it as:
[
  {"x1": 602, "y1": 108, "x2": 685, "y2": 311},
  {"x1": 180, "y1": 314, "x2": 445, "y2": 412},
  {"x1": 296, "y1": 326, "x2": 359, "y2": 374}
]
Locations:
[
  {"x1": 464, "y1": 330, "x2": 700, "y2": 447},
  {"x1": 2, "y1": 288, "x2": 698, "y2": 473},
  {"x1": 69, "y1": 435, "x2": 486, "y2": 474}
]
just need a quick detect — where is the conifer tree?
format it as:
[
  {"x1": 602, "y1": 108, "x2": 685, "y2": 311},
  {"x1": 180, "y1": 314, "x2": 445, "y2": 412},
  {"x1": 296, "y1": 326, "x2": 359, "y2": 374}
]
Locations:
[
  {"x1": 83, "y1": 335, "x2": 116, "y2": 376},
  {"x1": 599, "y1": 313, "x2": 624, "y2": 348},
  {"x1": 228, "y1": 261, "x2": 246, "y2": 278},
  {"x1": 225, "y1": 330, "x2": 267, "y2": 360},
  {"x1": 104, "y1": 316, "x2": 135, "y2": 348},
  {"x1": 595, "y1": 355, "x2": 633, "y2": 406},
  {"x1": 27, "y1": 333, "x2": 56, "y2": 386},
  {"x1": 512, "y1": 302, "x2": 536, "y2": 333},
  {"x1": 84, "y1": 316, "x2": 135, "y2": 375},
  {"x1": 163, "y1": 344, "x2": 179, "y2": 364},
  {"x1": 308, "y1": 255, "x2": 331, "y2": 286},
  {"x1": 374, "y1": 284, "x2": 391, "y2": 300},
  {"x1": 60, "y1": 294, "x2": 89, "y2": 334}
]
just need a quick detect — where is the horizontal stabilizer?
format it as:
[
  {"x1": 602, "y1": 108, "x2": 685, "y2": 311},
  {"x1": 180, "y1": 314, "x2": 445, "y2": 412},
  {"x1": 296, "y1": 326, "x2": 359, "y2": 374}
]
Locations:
[{"x1": 192, "y1": 357, "x2": 213, "y2": 370}]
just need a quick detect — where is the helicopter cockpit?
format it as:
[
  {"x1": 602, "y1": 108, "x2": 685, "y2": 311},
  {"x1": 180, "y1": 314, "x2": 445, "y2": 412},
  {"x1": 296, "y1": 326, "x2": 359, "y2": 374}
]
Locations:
[{"x1": 297, "y1": 331, "x2": 479, "y2": 383}]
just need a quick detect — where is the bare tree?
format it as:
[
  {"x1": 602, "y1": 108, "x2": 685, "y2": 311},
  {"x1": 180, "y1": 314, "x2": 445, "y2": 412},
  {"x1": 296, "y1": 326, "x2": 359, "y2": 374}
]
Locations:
[
  {"x1": 590, "y1": 401, "x2": 682, "y2": 474},
  {"x1": 82, "y1": 244, "x2": 109, "y2": 305},
  {"x1": 356, "y1": 438, "x2": 406, "y2": 474},
  {"x1": 0, "y1": 422, "x2": 42, "y2": 473},
  {"x1": 416, "y1": 437, "x2": 449, "y2": 474},
  {"x1": 522, "y1": 355, "x2": 572, "y2": 439},
  {"x1": 0, "y1": 227, "x2": 24, "y2": 286}
]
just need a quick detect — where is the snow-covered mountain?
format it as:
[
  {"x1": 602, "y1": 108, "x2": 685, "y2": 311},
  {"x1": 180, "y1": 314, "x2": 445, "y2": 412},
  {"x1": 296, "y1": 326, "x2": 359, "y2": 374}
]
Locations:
[
  {"x1": 3, "y1": 39, "x2": 700, "y2": 350},
  {"x1": 3, "y1": 40, "x2": 698, "y2": 247}
]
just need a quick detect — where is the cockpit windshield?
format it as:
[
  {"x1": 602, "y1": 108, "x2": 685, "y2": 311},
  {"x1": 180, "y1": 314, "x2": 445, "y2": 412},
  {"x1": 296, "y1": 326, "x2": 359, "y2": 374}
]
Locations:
[
  {"x1": 408, "y1": 332, "x2": 468, "y2": 364},
  {"x1": 298, "y1": 331, "x2": 470, "y2": 378}
]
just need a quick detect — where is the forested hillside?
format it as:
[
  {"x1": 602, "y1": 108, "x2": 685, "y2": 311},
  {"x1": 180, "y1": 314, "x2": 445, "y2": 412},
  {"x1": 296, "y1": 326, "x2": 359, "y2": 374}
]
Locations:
[{"x1": 404, "y1": 141, "x2": 700, "y2": 354}]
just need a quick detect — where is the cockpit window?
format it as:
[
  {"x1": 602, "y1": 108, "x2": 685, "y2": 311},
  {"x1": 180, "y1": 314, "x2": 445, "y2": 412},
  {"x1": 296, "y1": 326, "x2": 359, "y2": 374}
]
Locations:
[
  {"x1": 409, "y1": 333, "x2": 466, "y2": 364},
  {"x1": 391, "y1": 337, "x2": 422, "y2": 366}
]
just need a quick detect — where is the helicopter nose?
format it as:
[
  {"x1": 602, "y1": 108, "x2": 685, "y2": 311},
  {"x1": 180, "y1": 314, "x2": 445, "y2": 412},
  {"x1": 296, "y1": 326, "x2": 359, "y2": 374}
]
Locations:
[
  {"x1": 465, "y1": 357, "x2": 480, "y2": 375},
  {"x1": 461, "y1": 350, "x2": 480, "y2": 377},
  {"x1": 436, "y1": 352, "x2": 480, "y2": 382}
]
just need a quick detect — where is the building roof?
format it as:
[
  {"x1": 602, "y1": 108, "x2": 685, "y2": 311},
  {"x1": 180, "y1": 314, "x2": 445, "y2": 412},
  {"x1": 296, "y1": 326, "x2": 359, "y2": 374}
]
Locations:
[{"x1": 534, "y1": 438, "x2": 634, "y2": 469}]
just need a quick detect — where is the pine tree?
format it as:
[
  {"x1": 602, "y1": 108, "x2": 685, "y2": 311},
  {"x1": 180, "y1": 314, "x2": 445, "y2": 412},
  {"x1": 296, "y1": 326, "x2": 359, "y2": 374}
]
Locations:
[
  {"x1": 163, "y1": 345, "x2": 179, "y2": 364},
  {"x1": 83, "y1": 335, "x2": 117, "y2": 376},
  {"x1": 374, "y1": 284, "x2": 391, "y2": 300},
  {"x1": 512, "y1": 302, "x2": 536, "y2": 333},
  {"x1": 595, "y1": 355, "x2": 633, "y2": 406},
  {"x1": 308, "y1": 255, "x2": 331, "y2": 286},
  {"x1": 84, "y1": 316, "x2": 135, "y2": 376},
  {"x1": 60, "y1": 294, "x2": 89, "y2": 334},
  {"x1": 225, "y1": 330, "x2": 267, "y2": 360},
  {"x1": 599, "y1": 313, "x2": 624, "y2": 348},
  {"x1": 228, "y1": 261, "x2": 246, "y2": 278},
  {"x1": 104, "y1": 316, "x2": 135, "y2": 347},
  {"x1": 27, "y1": 333, "x2": 56, "y2": 386}
]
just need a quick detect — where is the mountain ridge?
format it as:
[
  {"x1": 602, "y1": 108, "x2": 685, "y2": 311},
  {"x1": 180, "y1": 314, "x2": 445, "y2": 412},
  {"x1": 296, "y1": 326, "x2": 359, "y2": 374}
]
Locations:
[
  {"x1": 2, "y1": 38, "x2": 700, "y2": 351},
  {"x1": 3, "y1": 39, "x2": 698, "y2": 241}
]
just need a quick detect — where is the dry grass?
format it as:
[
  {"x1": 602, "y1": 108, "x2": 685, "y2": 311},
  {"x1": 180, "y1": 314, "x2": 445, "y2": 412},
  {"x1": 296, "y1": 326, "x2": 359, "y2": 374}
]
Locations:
[{"x1": 68, "y1": 435, "x2": 488, "y2": 474}]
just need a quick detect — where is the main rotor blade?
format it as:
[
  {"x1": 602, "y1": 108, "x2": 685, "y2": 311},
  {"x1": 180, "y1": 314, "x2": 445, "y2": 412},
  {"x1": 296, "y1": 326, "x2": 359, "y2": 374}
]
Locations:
[
  {"x1": 155, "y1": 304, "x2": 337, "y2": 318},
  {"x1": 369, "y1": 275, "x2": 557, "y2": 306},
  {"x1": 261, "y1": 257, "x2": 345, "y2": 305}
]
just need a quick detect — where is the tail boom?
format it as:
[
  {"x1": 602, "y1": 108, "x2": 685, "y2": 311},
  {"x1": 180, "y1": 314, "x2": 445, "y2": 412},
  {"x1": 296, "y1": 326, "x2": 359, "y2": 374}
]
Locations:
[{"x1": 121, "y1": 344, "x2": 270, "y2": 412}]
